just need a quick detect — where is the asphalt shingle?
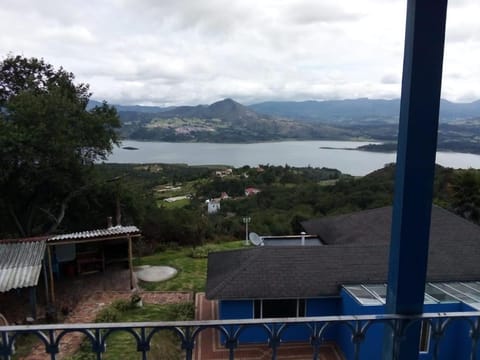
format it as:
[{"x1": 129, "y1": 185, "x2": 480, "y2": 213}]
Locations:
[{"x1": 206, "y1": 206, "x2": 480, "y2": 300}]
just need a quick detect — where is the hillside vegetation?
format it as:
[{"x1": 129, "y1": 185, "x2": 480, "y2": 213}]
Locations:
[{"x1": 20, "y1": 162, "x2": 473, "y2": 254}]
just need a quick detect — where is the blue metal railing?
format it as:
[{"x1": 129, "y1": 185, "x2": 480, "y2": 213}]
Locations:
[{"x1": 1, "y1": 311, "x2": 480, "y2": 360}]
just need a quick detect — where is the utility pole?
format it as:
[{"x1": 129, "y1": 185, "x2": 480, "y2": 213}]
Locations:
[{"x1": 242, "y1": 216, "x2": 251, "y2": 245}]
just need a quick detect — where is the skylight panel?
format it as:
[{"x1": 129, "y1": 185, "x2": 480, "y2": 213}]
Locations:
[
  {"x1": 444, "y1": 283, "x2": 480, "y2": 303},
  {"x1": 344, "y1": 285, "x2": 382, "y2": 305},
  {"x1": 461, "y1": 282, "x2": 480, "y2": 294},
  {"x1": 365, "y1": 284, "x2": 387, "y2": 303},
  {"x1": 425, "y1": 284, "x2": 460, "y2": 303},
  {"x1": 433, "y1": 283, "x2": 476, "y2": 303}
]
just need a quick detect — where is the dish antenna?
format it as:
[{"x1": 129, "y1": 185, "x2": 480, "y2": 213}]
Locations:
[{"x1": 249, "y1": 232, "x2": 263, "y2": 246}]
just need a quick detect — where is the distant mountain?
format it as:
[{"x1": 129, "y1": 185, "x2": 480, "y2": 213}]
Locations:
[
  {"x1": 249, "y1": 98, "x2": 480, "y2": 123},
  {"x1": 439, "y1": 99, "x2": 480, "y2": 121},
  {"x1": 249, "y1": 99, "x2": 401, "y2": 123},
  {"x1": 156, "y1": 98, "x2": 270, "y2": 125},
  {"x1": 123, "y1": 98, "x2": 353, "y2": 142}
]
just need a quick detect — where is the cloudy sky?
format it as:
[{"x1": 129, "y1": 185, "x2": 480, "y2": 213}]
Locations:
[{"x1": 1, "y1": 0, "x2": 479, "y2": 106}]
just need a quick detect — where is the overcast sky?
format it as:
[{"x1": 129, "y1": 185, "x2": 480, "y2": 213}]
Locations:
[{"x1": 1, "y1": 0, "x2": 479, "y2": 106}]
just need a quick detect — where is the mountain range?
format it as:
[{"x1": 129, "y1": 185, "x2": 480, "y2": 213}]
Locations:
[
  {"x1": 89, "y1": 98, "x2": 480, "y2": 153},
  {"x1": 250, "y1": 98, "x2": 480, "y2": 123}
]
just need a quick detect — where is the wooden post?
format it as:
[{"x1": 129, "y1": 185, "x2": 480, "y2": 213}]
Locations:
[
  {"x1": 42, "y1": 258, "x2": 50, "y2": 304},
  {"x1": 128, "y1": 236, "x2": 134, "y2": 289},
  {"x1": 47, "y1": 245, "x2": 56, "y2": 304},
  {"x1": 29, "y1": 286, "x2": 37, "y2": 320}
]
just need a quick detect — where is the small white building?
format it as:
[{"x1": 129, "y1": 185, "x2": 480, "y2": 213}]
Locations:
[{"x1": 206, "y1": 199, "x2": 221, "y2": 214}]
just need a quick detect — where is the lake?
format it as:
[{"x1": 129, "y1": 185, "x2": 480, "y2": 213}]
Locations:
[{"x1": 106, "y1": 140, "x2": 480, "y2": 176}]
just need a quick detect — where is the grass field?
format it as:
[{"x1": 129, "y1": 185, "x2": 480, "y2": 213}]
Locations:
[{"x1": 134, "y1": 241, "x2": 244, "y2": 292}]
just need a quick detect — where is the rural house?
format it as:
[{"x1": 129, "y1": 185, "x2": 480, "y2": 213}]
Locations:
[{"x1": 206, "y1": 206, "x2": 480, "y2": 359}]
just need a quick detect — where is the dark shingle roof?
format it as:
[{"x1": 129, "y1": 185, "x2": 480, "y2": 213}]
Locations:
[{"x1": 206, "y1": 206, "x2": 480, "y2": 300}]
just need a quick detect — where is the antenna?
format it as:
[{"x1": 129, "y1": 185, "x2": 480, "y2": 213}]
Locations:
[{"x1": 249, "y1": 232, "x2": 263, "y2": 246}]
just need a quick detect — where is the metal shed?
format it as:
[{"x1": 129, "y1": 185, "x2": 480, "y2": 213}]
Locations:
[{"x1": 0, "y1": 237, "x2": 48, "y2": 319}]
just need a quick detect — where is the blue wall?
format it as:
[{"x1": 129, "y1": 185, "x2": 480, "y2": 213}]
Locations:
[
  {"x1": 219, "y1": 300, "x2": 265, "y2": 343},
  {"x1": 219, "y1": 294, "x2": 478, "y2": 359},
  {"x1": 338, "y1": 289, "x2": 470, "y2": 360},
  {"x1": 219, "y1": 298, "x2": 340, "y2": 344}
]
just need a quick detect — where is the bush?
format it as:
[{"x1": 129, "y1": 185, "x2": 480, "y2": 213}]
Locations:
[
  {"x1": 95, "y1": 307, "x2": 120, "y2": 323},
  {"x1": 189, "y1": 245, "x2": 211, "y2": 258},
  {"x1": 111, "y1": 299, "x2": 133, "y2": 312}
]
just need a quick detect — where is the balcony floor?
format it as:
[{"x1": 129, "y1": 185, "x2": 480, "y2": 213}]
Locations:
[{"x1": 194, "y1": 293, "x2": 345, "y2": 360}]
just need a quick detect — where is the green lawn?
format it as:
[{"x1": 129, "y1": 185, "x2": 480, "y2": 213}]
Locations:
[
  {"x1": 159, "y1": 198, "x2": 190, "y2": 209},
  {"x1": 134, "y1": 241, "x2": 244, "y2": 292}
]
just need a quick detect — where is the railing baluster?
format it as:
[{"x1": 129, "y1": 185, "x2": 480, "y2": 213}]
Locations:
[
  {"x1": 431, "y1": 320, "x2": 440, "y2": 360},
  {"x1": 310, "y1": 322, "x2": 322, "y2": 360},
  {"x1": 47, "y1": 329, "x2": 58, "y2": 360},
  {"x1": 0, "y1": 312, "x2": 480, "y2": 359},
  {"x1": 352, "y1": 320, "x2": 364, "y2": 360},
  {"x1": 0, "y1": 331, "x2": 11, "y2": 360},
  {"x1": 181, "y1": 326, "x2": 195, "y2": 360},
  {"x1": 137, "y1": 327, "x2": 148, "y2": 360},
  {"x1": 470, "y1": 318, "x2": 480, "y2": 360}
]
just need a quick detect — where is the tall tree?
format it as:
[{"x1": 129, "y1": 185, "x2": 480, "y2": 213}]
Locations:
[
  {"x1": 0, "y1": 55, "x2": 121, "y2": 237},
  {"x1": 450, "y1": 169, "x2": 480, "y2": 224}
]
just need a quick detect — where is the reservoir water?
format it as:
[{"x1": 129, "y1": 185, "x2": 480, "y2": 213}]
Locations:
[{"x1": 107, "y1": 140, "x2": 480, "y2": 176}]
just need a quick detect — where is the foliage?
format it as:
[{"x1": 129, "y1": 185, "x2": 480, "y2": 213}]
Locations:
[
  {"x1": 87, "y1": 162, "x2": 480, "y2": 247},
  {"x1": 449, "y1": 169, "x2": 480, "y2": 223},
  {"x1": 0, "y1": 55, "x2": 120, "y2": 237},
  {"x1": 112, "y1": 299, "x2": 133, "y2": 312},
  {"x1": 189, "y1": 244, "x2": 217, "y2": 258},
  {"x1": 95, "y1": 307, "x2": 121, "y2": 323},
  {"x1": 11, "y1": 334, "x2": 39, "y2": 360},
  {"x1": 142, "y1": 206, "x2": 209, "y2": 248}
]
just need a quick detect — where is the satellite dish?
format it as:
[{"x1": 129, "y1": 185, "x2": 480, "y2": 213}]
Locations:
[{"x1": 249, "y1": 232, "x2": 263, "y2": 246}]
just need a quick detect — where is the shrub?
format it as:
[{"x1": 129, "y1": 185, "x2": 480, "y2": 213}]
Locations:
[
  {"x1": 111, "y1": 299, "x2": 133, "y2": 312},
  {"x1": 95, "y1": 307, "x2": 120, "y2": 323},
  {"x1": 190, "y1": 245, "x2": 215, "y2": 258}
]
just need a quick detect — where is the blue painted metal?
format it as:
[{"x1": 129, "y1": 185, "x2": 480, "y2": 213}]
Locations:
[
  {"x1": 1, "y1": 313, "x2": 480, "y2": 360},
  {"x1": 385, "y1": 0, "x2": 448, "y2": 358}
]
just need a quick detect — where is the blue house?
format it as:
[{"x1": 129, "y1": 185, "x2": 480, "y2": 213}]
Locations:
[{"x1": 206, "y1": 206, "x2": 480, "y2": 359}]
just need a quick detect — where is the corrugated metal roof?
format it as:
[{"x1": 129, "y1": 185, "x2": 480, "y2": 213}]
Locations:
[
  {"x1": 0, "y1": 241, "x2": 46, "y2": 293},
  {"x1": 48, "y1": 225, "x2": 140, "y2": 242}
]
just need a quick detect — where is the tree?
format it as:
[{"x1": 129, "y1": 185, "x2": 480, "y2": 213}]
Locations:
[
  {"x1": 450, "y1": 169, "x2": 480, "y2": 224},
  {"x1": 0, "y1": 55, "x2": 121, "y2": 237}
]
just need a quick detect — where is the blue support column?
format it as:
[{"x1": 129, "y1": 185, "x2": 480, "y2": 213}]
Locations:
[{"x1": 384, "y1": 0, "x2": 448, "y2": 359}]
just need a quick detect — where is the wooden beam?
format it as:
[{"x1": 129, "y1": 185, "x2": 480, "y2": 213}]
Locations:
[
  {"x1": 29, "y1": 286, "x2": 37, "y2": 320},
  {"x1": 128, "y1": 236, "x2": 134, "y2": 289},
  {"x1": 47, "y1": 245, "x2": 56, "y2": 304},
  {"x1": 42, "y1": 258, "x2": 50, "y2": 304},
  {"x1": 47, "y1": 233, "x2": 141, "y2": 246}
]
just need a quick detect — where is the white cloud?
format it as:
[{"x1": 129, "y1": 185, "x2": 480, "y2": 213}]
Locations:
[{"x1": 0, "y1": 0, "x2": 478, "y2": 105}]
